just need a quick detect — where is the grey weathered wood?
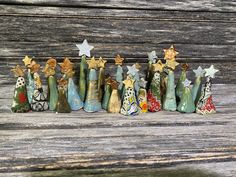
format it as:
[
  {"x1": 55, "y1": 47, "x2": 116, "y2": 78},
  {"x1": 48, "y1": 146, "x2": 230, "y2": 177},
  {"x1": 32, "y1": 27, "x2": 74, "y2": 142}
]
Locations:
[{"x1": 0, "y1": 0, "x2": 236, "y2": 12}]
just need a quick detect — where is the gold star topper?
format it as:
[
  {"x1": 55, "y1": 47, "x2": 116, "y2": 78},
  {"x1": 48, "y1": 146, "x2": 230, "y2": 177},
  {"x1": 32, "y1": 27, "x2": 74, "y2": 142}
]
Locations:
[
  {"x1": 46, "y1": 58, "x2": 57, "y2": 69},
  {"x1": 182, "y1": 63, "x2": 189, "y2": 71},
  {"x1": 29, "y1": 60, "x2": 41, "y2": 74},
  {"x1": 123, "y1": 77, "x2": 135, "y2": 89},
  {"x1": 87, "y1": 56, "x2": 98, "y2": 69},
  {"x1": 22, "y1": 55, "x2": 32, "y2": 66},
  {"x1": 135, "y1": 63, "x2": 141, "y2": 70},
  {"x1": 57, "y1": 77, "x2": 68, "y2": 87},
  {"x1": 166, "y1": 59, "x2": 179, "y2": 70},
  {"x1": 153, "y1": 60, "x2": 165, "y2": 72},
  {"x1": 59, "y1": 57, "x2": 74, "y2": 73},
  {"x1": 163, "y1": 45, "x2": 179, "y2": 60},
  {"x1": 97, "y1": 57, "x2": 107, "y2": 68},
  {"x1": 114, "y1": 54, "x2": 124, "y2": 65},
  {"x1": 11, "y1": 65, "x2": 25, "y2": 77}
]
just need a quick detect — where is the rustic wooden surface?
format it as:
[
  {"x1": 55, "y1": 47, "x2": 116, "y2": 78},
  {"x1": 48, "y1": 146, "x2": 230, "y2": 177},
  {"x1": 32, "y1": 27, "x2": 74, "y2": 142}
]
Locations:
[{"x1": 0, "y1": 1, "x2": 236, "y2": 176}]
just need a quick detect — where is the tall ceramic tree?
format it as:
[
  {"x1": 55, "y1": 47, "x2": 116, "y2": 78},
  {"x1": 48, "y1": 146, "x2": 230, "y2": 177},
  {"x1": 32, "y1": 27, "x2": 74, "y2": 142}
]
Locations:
[
  {"x1": 147, "y1": 60, "x2": 165, "y2": 112},
  {"x1": 11, "y1": 65, "x2": 31, "y2": 113},
  {"x1": 114, "y1": 54, "x2": 124, "y2": 96},
  {"x1": 177, "y1": 79, "x2": 195, "y2": 113},
  {"x1": 76, "y1": 39, "x2": 94, "y2": 102},
  {"x1": 42, "y1": 58, "x2": 58, "y2": 111},
  {"x1": 146, "y1": 51, "x2": 157, "y2": 90},
  {"x1": 84, "y1": 57, "x2": 102, "y2": 112},
  {"x1": 22, "y1": 55, "x2": 35, "y2": 104},
  {"x1": 162, "y1": 45, "x2": 179, "y2": 111},
  {"x1": 97, "y1": 57, "x2": 107, "y2": 102},
  {"x1": 176, "y1": 63, "x2": 189, "y2": 102},
  {"x1": 102, "y1": 76, "x2": 112, "y2": 110},
  {"x1": 191, "y1": 66, "x2": 205, "y2": 105},
  {"x1": 196, "y1": 65, "x2": 219, "y2": 115}
]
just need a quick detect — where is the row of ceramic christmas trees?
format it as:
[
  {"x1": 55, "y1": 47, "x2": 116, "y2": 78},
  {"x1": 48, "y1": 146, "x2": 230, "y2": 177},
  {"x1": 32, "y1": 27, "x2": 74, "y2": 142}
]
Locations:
[{"x1": 11, "y1": 39, "x2": 219, "y2": 115}]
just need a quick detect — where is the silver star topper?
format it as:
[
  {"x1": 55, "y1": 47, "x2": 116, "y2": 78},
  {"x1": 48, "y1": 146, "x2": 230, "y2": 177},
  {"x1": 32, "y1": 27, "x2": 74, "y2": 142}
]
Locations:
[
  {"x1": 139, "y1": 78, "x2": 147, "y2": 88},
  {"x1": 127, "y1": 65, "x2": 138, "y2": 77},
  {"x1": 205, "y1": 65, "x2": 219, "y2": 78},
  {"x1": 182, "y1": 79, "x2": 191, "y2": 87},
  {"x1": 75, "y1": 39, "x2": 94, "y2": 57},
  {"x1": 193, "y1": 66, "x2": 205, "y2": 77},
  {"x1": 147, "y1": 51, "x2": 157, "y2": 64}
]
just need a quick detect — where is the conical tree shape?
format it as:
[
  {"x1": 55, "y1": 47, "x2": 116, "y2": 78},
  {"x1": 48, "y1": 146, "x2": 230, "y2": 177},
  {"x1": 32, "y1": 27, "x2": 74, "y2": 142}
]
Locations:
[
  {"x1": 48, "y1": 76, "x2": 58, "y2": 111},
  {"x1": 79, "y1": 55, "x2": 87, "y2": 102},
  {"x1": 176, "y1": 64, "x2": 188, "y2": 102},
  {"x1": 84, "y1": 69, "x2": 102, "y2": 112},
  {"x1": 108, "y1": 89, "x2": 121, "y2": 113},
  {"x1": 26, "y1": 69, "x2": 35, "y2": 104},
  {"x1": 163, "y1": 70, "x2": 177, "y2": 111},
  {"x1": 11, "y1": 76, "x2": 31, "y2": 113},
  {"x1": 67, "y1": 78, "x2": 83, "y2": 110},
  {"x1": 147, "y1": 72, "x2": 162, "y2": 112},
  {"x1": 102, "y1": 83, "x2": 111, "y2": 110},
  {"x1": 177, "y1": 79, "x2": 195, "y2": 113},
  {"x1": 56, "y1": 86, "x2": 71, "y2": 113},
  {"x1": 116, "y1": 65, "x2": 123, "y2": 94},
  {"x1": 98, "y1": 67, "x2": 105, "y2": 102},
  {"x1": 191, "y1": 76, "x2": 202, "y2": 105}
]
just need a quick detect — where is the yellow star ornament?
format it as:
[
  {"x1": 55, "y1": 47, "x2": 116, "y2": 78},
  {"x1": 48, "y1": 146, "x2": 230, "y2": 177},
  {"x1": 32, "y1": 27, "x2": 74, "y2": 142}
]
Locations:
[
  {"x1": 22, "y1": 55, "x2": 32, "y2": 66},
  {"x1": 87, "y1": 57, "x2": 98, "y2": 69},
  {"x1": 59, "y1": 57, "x2": 74, "y2": 73},
  {"x1": 97, "y1": 57, "x2": 107, "y2": 68},
  {"x1": 166, "y1": 60, "x2": 179, "y2": 70},
  {"x1": 123, "y1": 77, "x2": 135, "y2": 89},
  {"x1": 153, "y1": 60, "x2": 165, "y2": 72},
  {"x1": 11, "y1": 65, "x2": 25, "y2": 77},
  {"x1": 114, "y1": 54, "x2": 124, "y2": 65},
  {"x1": 163, "y1": 45, "x2": 179, "y2": 60}
]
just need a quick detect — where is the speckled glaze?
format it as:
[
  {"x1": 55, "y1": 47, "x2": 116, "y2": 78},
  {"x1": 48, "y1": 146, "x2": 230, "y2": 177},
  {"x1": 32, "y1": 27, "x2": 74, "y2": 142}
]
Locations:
[
  {"x1": 176, "y1": 70, "x2": 186, "y2": 102},
  {"x1": 56, "y1": 87, "x2": 71, "y2": 113},
  {"x1": 79, "y1": 55, "x2": 87, "y2": 102},
  {"x1": 102, "y1": 84, "x2": 111, "y2": 110},
  {"x1": 48, "y1": 76, "x2": 58, "y2": 111},
  {"x1": 191, "y1": 76, "x2": 202, "y2": 105},
  {"x1": 108, "y1": 89, "x2": 121, "y2": 113},
  {"x1": 177, "y1": 87, "x2": 195, "y2": 113},
  {"x1": 26, "y1": 69, "x2": 35, "y2": 104}
]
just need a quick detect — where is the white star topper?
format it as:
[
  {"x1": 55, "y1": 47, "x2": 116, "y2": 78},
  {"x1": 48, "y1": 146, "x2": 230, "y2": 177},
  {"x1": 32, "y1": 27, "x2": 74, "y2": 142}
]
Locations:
[
  {"x1": 193, "y1": 66, "x2": 205, "y2": 77},
  {"x1": 205, "y1": 65, "x2": 219, "y2": 78},
  {"x1": 127, "y1": 65, "x2": 138, "y2": 77},
  {"x1": 76, "y1": 39, "x2": 94, "y2": 57},
  {"x1": 147, "y1": 51, "x2": 157, "y2": 64},
  {"x1": 182, "y1": 79, "x2": 191, "y2": 87}
]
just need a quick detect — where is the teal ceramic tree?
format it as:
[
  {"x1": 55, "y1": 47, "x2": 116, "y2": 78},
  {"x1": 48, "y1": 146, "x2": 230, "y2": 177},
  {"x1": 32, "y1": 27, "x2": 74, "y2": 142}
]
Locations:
[
  {"x1": 114, "y1": 55, "x2": 124, "y2": 96},
  {"x1": 146, "y1": 51, "x2": 157, "y2": 90},
  {"x1": 97, "y1": 57, "x2": 107, "y2": 102},
  {"x1": 191, "y1": 66, "x2": 205, "y2": 105},
  {"x1": 177, "y1": 79, "x2": 195, "y2": 113},
  {"x1": 176, "y1": 63, "x2": 189, "y2": 102},
  {"x1": 162, "y1": 45, "x2": 179, "y2": 111},
  {"x1": 76, "y1": 39, "x2": 94, "y2": 102}
]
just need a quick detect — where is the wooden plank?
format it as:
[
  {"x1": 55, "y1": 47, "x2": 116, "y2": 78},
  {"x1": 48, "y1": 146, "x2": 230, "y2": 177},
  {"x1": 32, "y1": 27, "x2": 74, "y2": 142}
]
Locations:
[
  {"x1": 0, "y1": 0, "x2": 235, "y2": 12},
  {"x1": 0, "y1": 16, "x2": 235, "y2": 45}
]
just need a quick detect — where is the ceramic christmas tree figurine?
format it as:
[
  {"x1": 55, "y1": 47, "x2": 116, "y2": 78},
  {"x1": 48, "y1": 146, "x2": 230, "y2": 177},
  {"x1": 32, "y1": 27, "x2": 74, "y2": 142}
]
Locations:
[
  {"x1": 146, "y1": 51, "x2": 157, "y2": 89},
  {"x1": 138, "y1": 78, "x2": 148, "y2": 113},
  {"x1": 102, "y1": 76, "x2": 112, "y2": 110},
  {"x1": 162, "y1": 45, "x2": 179, "y2": 111},
  {"x1": 133, "y1": 63, "x2": 141, "y2": 95},
  {"x1": 191, "y1": 66, "x2": 205, "y2": 105},
  {"x1": 11, "y1": 65, "x2": 30, "y2": 113},
  {"x1": 176, "y1": 63, "x2": 189, "y2": 102},
  {"x1": 84, "y1": 57, "x2": 102, "y2": 112},
  {"x1": 127, "y1": 64, "x2": 139, "y2": 94},
  {"x1": 114, "y1": 54, "x2": 124, "y2": 96},
  {"x1": 177, "y1": 79, "x2": 195, "y2": 113},
  {"x1": 120, "y1": 75, "x2": 140, "y2": 116},
  {"x1": 30, "y1": 61, "x2": 49, "y2": 112},
  {"x1": 76, "y1": 39, "x2": 94, "y2": 101},
  {"x1": 97, "y1": 57, "x2": 107, "y2": 102},
  {"x1": 42, "y1": 58, "x2": 58, "y2": 111},
  {"x1": 56, "y1": 78, "x2": 71, "y2": 113},
  {"x1": 22, "y1": 55, "x2": 35, "y2": 104},
  {"x1": 147, "y1": 60, "x2": 165, "y2": 112},
  {"x1": 59, "y1": 58, "x2": 83, "y2": 111},
  {"x1": 107, "y1": 79, "x2": 121, "y2": 113},
  {"x1": 196, "y1": 65, "x2": 219, "y2": 115}
]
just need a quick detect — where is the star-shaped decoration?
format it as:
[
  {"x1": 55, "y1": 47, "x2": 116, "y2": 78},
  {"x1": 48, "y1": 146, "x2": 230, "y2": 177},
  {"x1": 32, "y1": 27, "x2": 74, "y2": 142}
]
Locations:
[
  {"x1": 11, "y1": 65, "x2": 25, "y2": 77},
  {"x1": 163, "y1": 45, "x2": 179, "y2": 60},
  {"x1": 107, "y1": 79, "x2": 119, "y2": 89},
  {"x1": 29, "y1": 60, "x2": 41, "y2": 73},
  {"x1": 182, "y1": 63, "x2": 189, "y2": 71},
  {"x1": 97, "y1": 57, "x2": 107, "y2": 68},
  {"x1": 127, "y1": 65, "x2": 138, "y2": 76},
  {"x1": 59, "y1": 57, "x2": 74, "y2": 73},
  {"x1": 139, "y1": 78, "x2": 147, "y2": 88},
  {"x1": 22, "y1": 55, "x2": 32, "y2": 66},
  {"x1": 46, "y1": 58, "x2": 57, "y2": 69},
  {"x1": 76, "y1": 39, "x2": 94, "y2": 57},
  {"x1": 134, "y1": 63, "x2": 141, "y2": 70},
  {"x1": 193, "y1": 66, "x2": 205, "y2": 77},
  {"x1": 153, "y1": 60, "x2": 165, "y2": 72},
  {"x1": 147, "y1": 51, "x2": 157, "y2": 64},
  {"x1": 87, "y1": 56, "x2": 98, "y2": 69},
  {"x1": 166, "y1": 59, "x2": 179, "y2": 70},
  {"x1": 123, "y1": 77, "x2": 135, "y2": 89},
  {"x1": 58, "y1": 77, "x2": 68, "y2": 87},
  {"x1": 182, "y1": 79, "x2": 191, "y2": 87},
  {"x1": 204, "y1": 65, "x2": 219, "y2": 78},
  {"x1": 114, "y1": 54, "x2": 124, "y2": 65}
]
